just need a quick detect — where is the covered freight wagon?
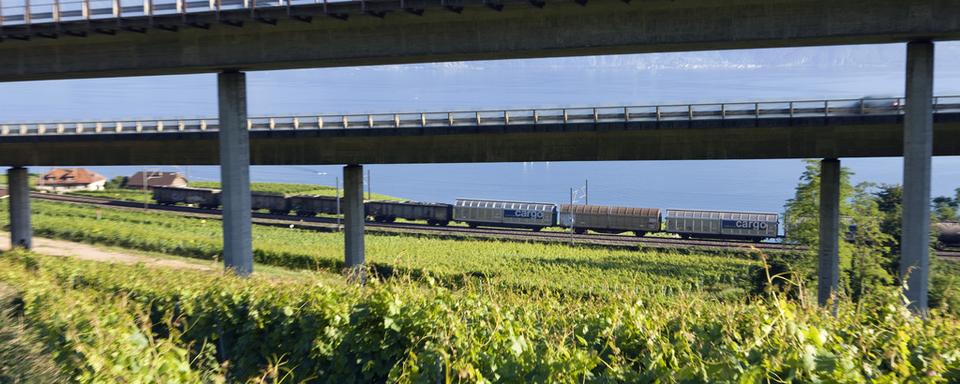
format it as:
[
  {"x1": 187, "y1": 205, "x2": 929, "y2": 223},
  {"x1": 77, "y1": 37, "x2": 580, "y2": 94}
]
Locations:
[
  {"x1": 287, "y1": 195, "x2": 340, "y2": 217},
  {"x1": 365, "y1": 201, "x2": 452, "y2": 225},
  {"x1": 559, "y1": 204, "x2": 661, "y2": 236},
  {"x1": 152, "y1": 186, "x2": 220, "y2": 209},
  {"x1": 453, "y1": 198, "x2": 557, "y2": 231},
  {"x1": 665, "y1": 209, "x2": 779, "y2": 242},
  {"x1": 251, "y1": 192, "x2": 289, "y2": 215}
]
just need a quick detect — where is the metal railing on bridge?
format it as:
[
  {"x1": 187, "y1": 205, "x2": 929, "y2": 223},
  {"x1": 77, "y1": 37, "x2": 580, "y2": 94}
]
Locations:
[
  {"x1": 2, "y1": 96, "x2": 958, "y2": 137},
  {"x1": 0, "y1": 0, "x2": 358, "y2": 27}
]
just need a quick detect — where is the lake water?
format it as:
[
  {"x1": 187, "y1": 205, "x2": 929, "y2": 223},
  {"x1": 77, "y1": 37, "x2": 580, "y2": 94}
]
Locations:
[{"x1": 3, "y1": 45, "x2": 960, "y2": 213}]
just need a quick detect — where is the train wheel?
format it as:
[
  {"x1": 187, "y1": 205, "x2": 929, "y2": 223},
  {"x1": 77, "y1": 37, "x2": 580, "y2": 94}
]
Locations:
[
  {"x1": 426, "y1": 219, "x2": 437, "y2": 226},
  {"x1": 634, "y1": 231, "x2": 646, "y2": 237},
  {"x1": 531, "y1": 227, "x2": 542, "y2": 232},
  {"x1": 438, "y1": 221, "x2": 450, "y2": 226},
  {"x1": 269, "y1": 210, "x2": 288, "y2": 215},
  {"x1": 574, "y1": 228, "x2": 587, "y2": 235},
  {"x1": 468, "y1": 223, "x2": 478, "y2": 229}
]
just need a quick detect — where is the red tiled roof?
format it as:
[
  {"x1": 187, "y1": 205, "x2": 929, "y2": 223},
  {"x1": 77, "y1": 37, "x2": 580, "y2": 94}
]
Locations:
[{"x1": 41, "y1": 168, "x2": 106, "y2": 186}]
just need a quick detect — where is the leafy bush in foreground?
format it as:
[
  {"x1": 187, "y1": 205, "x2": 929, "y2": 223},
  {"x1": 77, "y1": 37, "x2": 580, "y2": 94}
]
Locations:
[
  {"x1": 1, "y1": 251, "x2": 958, "y2": 383},
  {"x1": 0, "y1": 284, "x2": 66, "y2": 383},
  {"x1": 0, "y1": 255, "x2": 222, "y2": 383}
]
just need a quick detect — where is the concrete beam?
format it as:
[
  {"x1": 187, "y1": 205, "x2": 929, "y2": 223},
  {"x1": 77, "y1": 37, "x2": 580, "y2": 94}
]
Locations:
[
  {"x1": 218, "y1": 71, "x2": 253, "y2": 276},
  {"x1": 343, "y1": 164, "x2": 365, "y2": 278},
  {"x1": 0, "y1": 0, "x2": 959, "y2": 81},
  {"x1": 6, "y1": 167, "x2": 32, "y2": 250},
  {"x1": 900, "y1": 41, "x2": 934, "y2": 313},
  {"x1": 1, "y1": 116, "x2": 960, "y2": 166},
  {"x1": 818, "y1": 158, "x2": 840, "y2": 308}
]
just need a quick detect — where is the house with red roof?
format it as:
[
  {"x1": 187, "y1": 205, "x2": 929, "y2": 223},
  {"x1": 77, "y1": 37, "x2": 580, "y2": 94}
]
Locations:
[{"x1": 37, "y1": 168, "x2": 107, "y2": 192}]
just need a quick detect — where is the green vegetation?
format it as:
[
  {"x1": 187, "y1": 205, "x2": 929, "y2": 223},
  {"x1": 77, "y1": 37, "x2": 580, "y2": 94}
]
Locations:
[
  {"x1": 64, "y1": 180, "x2": 403, "y2": 204},
  {"x1": 0, "y1": 257, "x2": 222, "y2": 383},
  {"x1": 1, "y1": 251, "x2": 958, "y2": 382},
  {"x1": 3, "y1": 175, "x2": 959, "y2": 382},
  {"x1": 779, "y1": 160, "x2": 959, "y2": 312},
  {"x1": 192, "y1": 181, "x2": 402, "y2": 200},
  {"x1": 1, "y1": 200, "x2": 756, "y2": 297},
  {"x1": 933, "y1": 187, "x2": 960, "y2": 222},
  {"x1": 62, "y1": 181, "x2": 404, "y2": 204},
  {"x1": 0, "y1": 172, "x2": 40, "y2": 187},
  {"x1": 0, "y1": 284, "x2": 66, "y2": 383}
]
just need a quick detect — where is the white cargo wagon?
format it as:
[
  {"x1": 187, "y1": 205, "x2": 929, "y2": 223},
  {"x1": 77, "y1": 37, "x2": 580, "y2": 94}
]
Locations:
[{"x1": 665, "y1": 209, "x2": 779, "y2": 242}]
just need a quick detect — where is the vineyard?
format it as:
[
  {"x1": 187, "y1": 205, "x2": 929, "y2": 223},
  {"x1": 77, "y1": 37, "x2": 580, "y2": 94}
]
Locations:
[
  {"x1": 1, "y1": 250, "x2": 958, "y2": 382},
  {"x1": 2, "y1": 196, "x2": 960, "y2": 382},
  {"x1": 1, "y1": 200, "x2": 756, "y2": 296}
]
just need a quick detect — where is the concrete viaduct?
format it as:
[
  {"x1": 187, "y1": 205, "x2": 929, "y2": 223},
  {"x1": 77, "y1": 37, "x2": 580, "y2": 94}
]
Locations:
[{"x1": 1, "y1": 0, "x2": 958, "y2": 311}]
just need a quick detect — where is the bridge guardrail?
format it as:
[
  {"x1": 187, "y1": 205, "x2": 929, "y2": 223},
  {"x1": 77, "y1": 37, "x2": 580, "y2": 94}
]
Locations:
[
  {"x1": 1, "y1": 96, "x2": 958, "y2": 137},
  {"x1": 0, "y1": 0, "x2": 354, "y2": 27}
]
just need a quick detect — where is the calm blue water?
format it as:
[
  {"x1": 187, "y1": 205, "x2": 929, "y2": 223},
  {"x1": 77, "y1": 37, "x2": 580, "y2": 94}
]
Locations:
[{"x1": 3, "y1": 44, "x2": 960, "y2": 213}]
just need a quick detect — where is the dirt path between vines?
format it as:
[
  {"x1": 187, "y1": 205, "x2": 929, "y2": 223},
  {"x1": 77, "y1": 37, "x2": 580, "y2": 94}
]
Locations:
[{"x1": 0, "y1": 233, "x2": 214, "y2": 271}]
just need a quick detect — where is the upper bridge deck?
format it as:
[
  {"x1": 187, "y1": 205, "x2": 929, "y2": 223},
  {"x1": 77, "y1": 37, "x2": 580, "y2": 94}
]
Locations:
[
  {"x1": 1, "y1": 95, "x2": 959, "y2": 165},
  {"x1": 0, "y1": 0, "x2": 958, "y2": 80}
]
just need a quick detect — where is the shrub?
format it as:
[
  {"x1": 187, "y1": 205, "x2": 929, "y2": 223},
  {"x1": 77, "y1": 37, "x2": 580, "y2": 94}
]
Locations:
[{"x1": 1, "y1": 251, "x2": 958, "y2": 383}]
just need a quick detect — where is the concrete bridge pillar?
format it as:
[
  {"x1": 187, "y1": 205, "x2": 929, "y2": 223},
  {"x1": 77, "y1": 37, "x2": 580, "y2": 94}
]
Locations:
[
  {"x1": 218, "y1": 70, "x2": 253, "y2": 276},
  {"x1": 343, "y1": 164, "x2": 365, "y2": 279},
  {"x1": 7, "y1": 167, "x2": 32, "y2": 250},
  {"x1": 901, "y1": 41, "x2": 934, "y2": 313},
  {"x1": 818, "y1": 158, "x2": 840, "y2": 308}
]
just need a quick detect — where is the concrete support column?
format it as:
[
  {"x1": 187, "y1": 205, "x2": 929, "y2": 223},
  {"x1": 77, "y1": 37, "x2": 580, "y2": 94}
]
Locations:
[
  {"x1": 343, "y1": 164, "x2": 365, "y2": 276},
  {"x1": 901, "y1": 41, "x2": 935, "y2": 313},
  {"x1": 7, "y1": 167, "x2": 32, "y2": 250},
  {"x1": 818, "y1": 158, "x2": 840, "y2": 308},
  {"x1": 218, "y1": 70, "x2": 253, "y2": 276}
]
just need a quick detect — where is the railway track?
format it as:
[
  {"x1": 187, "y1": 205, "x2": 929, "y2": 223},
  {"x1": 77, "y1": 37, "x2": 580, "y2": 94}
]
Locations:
[{"x1": 29, "y1": 192, "x2": 960, "y2": 260}]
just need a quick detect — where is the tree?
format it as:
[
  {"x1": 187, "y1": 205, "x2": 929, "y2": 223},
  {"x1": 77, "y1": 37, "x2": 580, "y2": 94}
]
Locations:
[
  {"x1": 105, "y1": 176, "x2": 128, "y2": 190},
  {"x1": 775, "y1": 160, "x2": 855, "y2": 297},
  {"x1": 847, "y1": 182, "x2": 894, "y2": 301},
  {"x1": 874, "y1": 184, "x2": 903, "y2": 256},
  {"x1": 783, "y1": 160, "x2": 854, "y2": 246},
  {"x1": 932, "y1": 189, "x2": 959, "y2": 222},
  {"x1": 778, "y1": 161, "x2": 894, "y2": 301},
  {"x1": 932, "y1": 196, "x2": 957, "y2": 222}
]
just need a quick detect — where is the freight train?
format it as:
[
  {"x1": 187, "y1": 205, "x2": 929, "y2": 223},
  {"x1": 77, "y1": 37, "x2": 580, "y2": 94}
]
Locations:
[{"x1": 153, "y1": 187, "x2": 784, "y2": 242}]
